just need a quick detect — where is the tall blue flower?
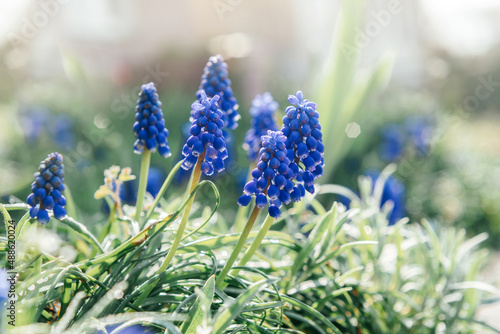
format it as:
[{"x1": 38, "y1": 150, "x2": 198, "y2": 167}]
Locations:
[
  {"x1": 133, "y1": 82, "x2": 171, "y2": 158},
  {"x1": 197, "y1": 55, "x2": 240, "y2": 130},
  {"x1": 27, "y1": 152, "x2": 67, "y2": 224},
  {"x1": 181, "y1": 91, "x2": 228, "y2": 176},
  {"x1": 238, "y1": 131, "x2": 296, "y2": 218},
  {"x1": 243, "y1": 92, "x2": 279, "y2": 161},
  {"x1": 281, "y1": 91, "x2": 324, "y2": 195}
]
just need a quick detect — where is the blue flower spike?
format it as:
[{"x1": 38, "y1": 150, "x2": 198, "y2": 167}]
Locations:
[
  {"x1": 181, "y1": 91, "x2": 228, "y2": 176},
  {"x1": 243, "y1": 92, "x2": 279, "y2": 161},
  {"x1": 197, "y1": 55, "x2": 240, "y2": 130},
  {"x1": 238, "y1": 131, "x2": 294, "y2": 218},
  {"x1": 27, "y1": 152, "x2": 67, "y2": 224},
  {"x1": 281, "y1": 91, "x2": 324, "y2": 196},
  {"x1": 133, "y1": 82, "x2": 171, "y2": 158}
]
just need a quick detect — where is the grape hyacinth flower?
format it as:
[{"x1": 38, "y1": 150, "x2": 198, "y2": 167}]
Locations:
[
  {"x1": 405, "y1": 115, "x2": 434, "y2": 156},
  {"x1": 181, "y1": 91, "x2": 228, "y2": 176},
  {"x1": 378, "y1": 123, "x2": 406, "y2": 162},
  {"x1": 281, "y1": 91, "x2": 324, "y2": 196},
  {"x1": 197, "y1": 55, "x2": 240, "y2": 130},
  {"x1": 238, "y1": 131, "x2": 293, "y2": 218},
  {"x1": 133, "y1": 82, "x2": 171, "y2": 158},
  {"x1": 27, "y1": 152, "x2": 66, "y2": 224},
  {"x1": 243, "y1": 92, "x2": 279, "y2": 162},
  {"x1": 217, "y1": 94, "x2": 324, "y2": 289}
]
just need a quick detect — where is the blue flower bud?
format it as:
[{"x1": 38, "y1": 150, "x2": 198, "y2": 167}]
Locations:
[
  {"x1": 238, "y1": 194, "x2": 252, "y2": 206},
  {"x1": 255, "y1": 193, "x2": 268, "y2": 209},
  {"x1": 279, "y1": 190, "x2": 291, "y2": 204},
  {"x1": 37, "y1": 209, "x2": 50, "y2": 224},
  {"x1": 268, "y1": 185, "x2": 280, "y2": 200},
  {"x1": 244, "y1": 181, "x2": 257, "y2": 195},
  {"x1": 269, "y1": 205, "x2": 281, "y2": 218},
  {"x1": 53, "y1": 204, "x2": 67, "y2": 220}
]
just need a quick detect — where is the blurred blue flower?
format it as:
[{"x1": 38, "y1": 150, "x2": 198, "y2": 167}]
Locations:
[
  {"x1": 146, "y1": 167, "x2": 165, "y2": 198},
  {"x1": 49, "y1": 114, "x2": 76, "y2": 150},
  {"x1": 243, "y1": 92, "x2": 279, "y2": 162},
  {"x1": 27, "y1": 152, "x2": 67, "y2": 224},
  {"x1": 133, "y1": 82, "x2": 171, "y2": 158},
  {"x1": 19, "y1": 105, "x2": 50, "y2": 144},
  {"x1": 378, "y1": 116, "x2": 434, "y2": 162},
  {"x1": 365, "y1": 170, "x2": 406, "y2": 225},
  {"x1": 119, "y1": 180, "x2": 137, "y2": 206},
  {"x1": 405, "y1": 115, "x2": 434, "y2": 156},
  {"x1": 336, "y1": 193, "x2": 352, "y2": 209},
  {"x1": 378, "y1": 123, "x2": 406, "y2": 162},
  {"x1": 197, "y1": 55, "x2": 240, "y2": 130}
]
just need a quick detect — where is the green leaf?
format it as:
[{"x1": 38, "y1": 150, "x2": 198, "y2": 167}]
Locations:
[
  {"x1": 182, "y1": 275, "x2": 216, "y2": 334},
  {"x1": 289, "y1": 207, "x2": 337, "y2": 280},
  {"x1": 281, "y1": 295, "x2": 342, "y2": 334},
  {"x1": 15, "y1": 211, "x2": 31, "y2": 241},
  {"x1": 180, "y1": 231, "x2": 297, "y2": 253},
  {"x1": 0, "y1": 204, "x2": 13, "y2": 238},
  {"x1": 212, "y1": 279, "x2": 271, "y2": 333},
  {"x1": 450, "y1": 281, "x2": 498, "y2": 294}
]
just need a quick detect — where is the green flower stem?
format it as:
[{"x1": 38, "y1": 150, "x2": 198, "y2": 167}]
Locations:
[
  {"x1": 133, "y1": 153, "x2": 204, "y2": 307},
  {"x1": 233, "y1": 163, "x2": 255, "y2": 232},
  {"x1": 143, "y1": 160, "x2": 183, "y2": 223},
  {"x1": 215, "y1": 204, "x2": 261, "y2": 289},
  {"x1": 134, "y1": 149, "x2": 151, "y2": 224},
  {"x1": 234, "y1": 214, "x2": 275, "y2": 275},
  {"x1": 233, "y1": 202, "x2": 250, "y2": 233},
  {"x1": 160, "y1": 153, "x2": 204, "y2": 270}
]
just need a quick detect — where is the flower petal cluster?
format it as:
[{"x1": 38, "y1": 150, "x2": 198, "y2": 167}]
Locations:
[
  {"x1": 181, "y1": 91, "x2": 228, "y2": 176},
  {"x1": 27, "y1": 152, "x2": 66, "y2": 224},
  {"x1": 243, "y1": 92, "x2": 279, "y2": 161},
  {"x1": 197, "y1": 55, "x2": 240, "y2": 130},
  {"x1": 133, "y1": 82, "x2": 171, "y2": 157},
  {"x1": 281, "y1": 91, "x2": 324, "y2": 195},
  {"x1": 238, "y1": 131, "x2": 297, "y2": 218}
]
